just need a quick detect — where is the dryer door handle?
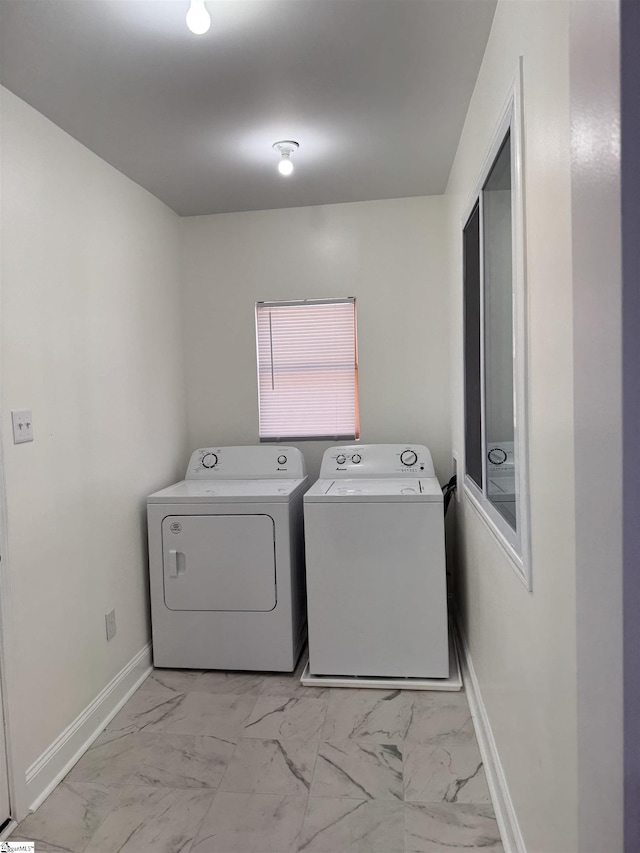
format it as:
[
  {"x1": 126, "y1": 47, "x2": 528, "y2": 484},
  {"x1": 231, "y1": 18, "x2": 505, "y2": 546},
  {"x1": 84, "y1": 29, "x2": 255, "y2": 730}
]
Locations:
[{"x1": 167, "y1": 549, "x2": 186, "y2": 578}]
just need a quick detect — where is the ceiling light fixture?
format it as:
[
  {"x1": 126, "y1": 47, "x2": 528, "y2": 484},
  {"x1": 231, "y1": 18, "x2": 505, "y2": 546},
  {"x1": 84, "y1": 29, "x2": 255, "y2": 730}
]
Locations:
[
  {"x1": 273, "y1": 141, "x2": 299, "y2": 176},
  {"x1": 186, "y1": 0, "x2": 211, "y2": 35}
]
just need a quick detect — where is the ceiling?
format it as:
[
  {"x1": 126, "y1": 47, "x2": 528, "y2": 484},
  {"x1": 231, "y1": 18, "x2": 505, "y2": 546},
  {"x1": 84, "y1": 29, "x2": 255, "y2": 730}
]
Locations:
[{"x1": 0, "y1": 0, "x2": 496, "y2": 216}]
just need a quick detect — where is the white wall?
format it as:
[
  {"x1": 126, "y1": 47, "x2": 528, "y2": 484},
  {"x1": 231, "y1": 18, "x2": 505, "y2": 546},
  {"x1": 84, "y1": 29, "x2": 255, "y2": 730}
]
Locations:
[
  {"x1": 570, "y1": 2, "x2": 623, "y2": 849},
  {"x1": 181, "y1": 197, "x2": 451, "y2": 481},
  {"x1": 447, "y1": 3, "x2": 580, "y2": 851},
  {"x1": 0, "y1": 89, "x2": 186, "y2": 807}
]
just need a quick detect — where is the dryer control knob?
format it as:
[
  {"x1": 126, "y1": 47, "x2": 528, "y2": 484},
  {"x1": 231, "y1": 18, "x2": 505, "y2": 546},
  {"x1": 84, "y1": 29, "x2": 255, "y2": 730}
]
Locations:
[
  {"x1": 336, "y1": 454, "x2": 346, "y2": 465},
  {"x1": 277, "y1": 455, "x2": 287, "y2": 465},
  {"x1": 202, "y1": 452, "x2": 218, "y2": 469},
  {"x1": 400, "y1": 450, "x2": 418, "y2": 466},
  {"x1": 351, "y1": 454, "x2": 362, "y2": 464}
]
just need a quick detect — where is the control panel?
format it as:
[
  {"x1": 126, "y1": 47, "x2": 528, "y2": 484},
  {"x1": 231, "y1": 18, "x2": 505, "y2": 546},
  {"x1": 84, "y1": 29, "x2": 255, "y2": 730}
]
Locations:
[
  {"x1": 487, "y1": 441, "x2": 515, "y2": 502},
  {"x1": 319, "y1": 444, "x2": 435, "y2": 478},
  {"x1": 486, "y1": 440, "x2": 514, "y2": 474},
  {"x1": 186, "y1": 446, "x2": 306, "y2": 480},
  {"x1": 486, "y1": 440, "x2": 515, "y2": 493}
]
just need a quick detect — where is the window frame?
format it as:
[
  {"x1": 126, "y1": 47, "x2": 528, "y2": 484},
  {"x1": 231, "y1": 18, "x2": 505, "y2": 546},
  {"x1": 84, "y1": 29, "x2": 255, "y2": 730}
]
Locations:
[
  {"x1": 255, "y1": 297, "x2": 359, "y2": 443},
  {"x1": 461, "y1": 60, "x2": 532, "y2": 590}
]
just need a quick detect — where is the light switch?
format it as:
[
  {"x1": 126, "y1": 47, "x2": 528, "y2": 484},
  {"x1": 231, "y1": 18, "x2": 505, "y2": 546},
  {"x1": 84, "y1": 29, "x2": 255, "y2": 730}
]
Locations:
[{"x1": 12, "y1": 410, "x2": 33, "y2": 444}]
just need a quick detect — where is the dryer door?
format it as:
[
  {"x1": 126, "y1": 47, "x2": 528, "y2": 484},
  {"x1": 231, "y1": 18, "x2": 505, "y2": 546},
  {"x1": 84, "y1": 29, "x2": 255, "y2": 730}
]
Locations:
[{"x1": 162, "y1": 515, "x2": 276, "y2": 611}]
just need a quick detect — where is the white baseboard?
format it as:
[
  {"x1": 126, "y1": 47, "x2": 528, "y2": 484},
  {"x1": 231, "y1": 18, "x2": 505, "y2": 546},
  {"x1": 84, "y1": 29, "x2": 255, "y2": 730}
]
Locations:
[
  {"x1": 22, "y1": 643, "x2": 153, "y2": 817},
  {"x1": 455, "y1": 619, "x2": 526, "y2": 853}
]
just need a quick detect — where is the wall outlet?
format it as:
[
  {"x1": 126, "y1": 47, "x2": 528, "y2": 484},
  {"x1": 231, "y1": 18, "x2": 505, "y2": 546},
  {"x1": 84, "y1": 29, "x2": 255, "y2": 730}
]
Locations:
[
  {"x1": 12, "y1": 410, "x2": 34, "y2": 444},
  {"x1": 105, "y1": 609, "x2": 117, "y2": 642}
]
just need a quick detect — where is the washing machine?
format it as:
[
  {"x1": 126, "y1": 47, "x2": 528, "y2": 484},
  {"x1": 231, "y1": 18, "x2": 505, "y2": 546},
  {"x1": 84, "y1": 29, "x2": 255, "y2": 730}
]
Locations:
[
  {"x1": 303, "y1": 444, "x2": 448, "y2": 679},
  {"x1": 147, "y1": 446, "x2": 308, "y2": 671},
  {"x1": 487, "y1": 440, "x2": 516, "y2": 528}
]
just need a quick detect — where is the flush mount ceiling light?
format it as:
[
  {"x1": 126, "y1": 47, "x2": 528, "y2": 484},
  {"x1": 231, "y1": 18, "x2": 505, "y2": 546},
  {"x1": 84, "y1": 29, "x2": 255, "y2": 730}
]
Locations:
[
  {"x1": 273, "y1": 141, "x2": 299, "y2": 176},
  {"x1": 186, "y1": 0, "x2": 211, "y2": 34}
]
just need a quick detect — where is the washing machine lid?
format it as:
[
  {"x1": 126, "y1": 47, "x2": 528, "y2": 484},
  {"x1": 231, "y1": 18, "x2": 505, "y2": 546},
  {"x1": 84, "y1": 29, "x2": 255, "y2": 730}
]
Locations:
[
  {"x1": 304, "y1": 477, "x2": 443, "y2": 503},
  {"x1": 148, "y1": 477, "x2": 307, "y2": 503}
]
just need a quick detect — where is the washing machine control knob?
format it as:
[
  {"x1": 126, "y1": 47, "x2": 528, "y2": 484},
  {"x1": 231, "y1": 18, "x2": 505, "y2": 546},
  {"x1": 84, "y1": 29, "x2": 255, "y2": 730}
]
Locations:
[
  {"x1": 277, "y1": 455, "x2": 287, "y2": 465},
  {"x1": 202, "y1": 452, "x2": 218, "y2": 469},
  {"x1": 487, "y1": 448, "x2": 508, "y2": 465},
  {"x1": 351, "y1": 454, "x2": 362, "y2": 464},
  {"x1": 336, "y1": 454, "x2": 346, "y2": 465},
  {"x1": 401, "y1": 450, "x2": 418, "y2": 467}
]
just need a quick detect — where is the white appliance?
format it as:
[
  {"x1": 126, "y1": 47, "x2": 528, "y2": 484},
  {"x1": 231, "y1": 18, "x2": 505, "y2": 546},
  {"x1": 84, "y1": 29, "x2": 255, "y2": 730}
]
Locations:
[
  {"x1": 147, "y1": 446, "x2": 308, "y2": 671},
  {"x1": 487, "y1": 440, "x2": 516, "y2": 527},
  {"x1": 303, "y1": 444, "x2": 449, "y2": 680}
]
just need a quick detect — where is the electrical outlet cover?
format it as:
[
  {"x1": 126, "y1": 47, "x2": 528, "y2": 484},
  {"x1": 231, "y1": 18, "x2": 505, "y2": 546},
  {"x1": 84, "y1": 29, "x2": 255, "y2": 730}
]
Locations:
[
  {"x1": 105, "y1": 609, "x2": 117, "y2": 642},
  {"x1": 12, "y1": 410, "x2": 33, "y2": 444}
]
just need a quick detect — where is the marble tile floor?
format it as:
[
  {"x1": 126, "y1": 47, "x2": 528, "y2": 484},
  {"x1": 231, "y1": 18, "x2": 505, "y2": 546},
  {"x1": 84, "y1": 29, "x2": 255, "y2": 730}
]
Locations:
[{"x1": 11, "y1": 657, "x2": 504, "y2": 853}]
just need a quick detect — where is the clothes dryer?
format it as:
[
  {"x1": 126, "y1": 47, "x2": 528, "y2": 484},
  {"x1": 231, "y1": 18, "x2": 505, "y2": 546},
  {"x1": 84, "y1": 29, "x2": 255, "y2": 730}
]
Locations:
[
  {"x1": 303, "y1": 444, "x2": 448, "y2": 679},
  {"x1": 147, "y1": 446, "x2": 308, "y2": 671}
]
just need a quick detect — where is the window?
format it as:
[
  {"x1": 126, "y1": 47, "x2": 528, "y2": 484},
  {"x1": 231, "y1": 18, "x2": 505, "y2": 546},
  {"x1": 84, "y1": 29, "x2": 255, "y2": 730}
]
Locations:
[
  {"x1": 462, "y1": 64, "x2": 531, "y2": 588},
  {"x1": 463, "y1": 202, "x2": 483, "y2": 490},
  {"x1": 255, "y1": 298, "x2": 359, "y2": 441}
]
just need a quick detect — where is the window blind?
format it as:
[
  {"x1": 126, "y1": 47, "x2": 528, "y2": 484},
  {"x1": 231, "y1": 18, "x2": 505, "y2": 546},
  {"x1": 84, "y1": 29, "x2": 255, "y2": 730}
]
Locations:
[{"x1": 255, "y1": 298, "x2": 359, "y2": 441}]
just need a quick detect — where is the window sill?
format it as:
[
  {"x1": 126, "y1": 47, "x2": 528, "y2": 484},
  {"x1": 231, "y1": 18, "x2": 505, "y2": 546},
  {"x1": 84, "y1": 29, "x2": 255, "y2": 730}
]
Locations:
[
  {"x1": 463, "y1": 480, "x2": 531, "y2": 592},
  {"x1": 260, "y1": 435, "x2": 359, "y2": 443}
]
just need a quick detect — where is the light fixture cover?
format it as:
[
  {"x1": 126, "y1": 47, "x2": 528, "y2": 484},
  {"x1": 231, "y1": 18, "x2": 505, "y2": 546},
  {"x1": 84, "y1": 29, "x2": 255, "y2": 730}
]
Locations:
[
  {"x1": 186, "y1": 0, "x2": 211, "y2": 34},
  {"x1": 273, "y1": 141, "x2": 299, "y2": 176}
]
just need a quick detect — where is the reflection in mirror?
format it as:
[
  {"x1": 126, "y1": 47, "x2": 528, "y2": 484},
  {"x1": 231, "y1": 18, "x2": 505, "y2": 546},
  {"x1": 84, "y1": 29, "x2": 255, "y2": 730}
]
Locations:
[
  {"x1": 483, "y1": 132, "x2": 516, "y2": 531},
  {"x1": 463, "y1": 203, "x2": 483, "y2": 490}
]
